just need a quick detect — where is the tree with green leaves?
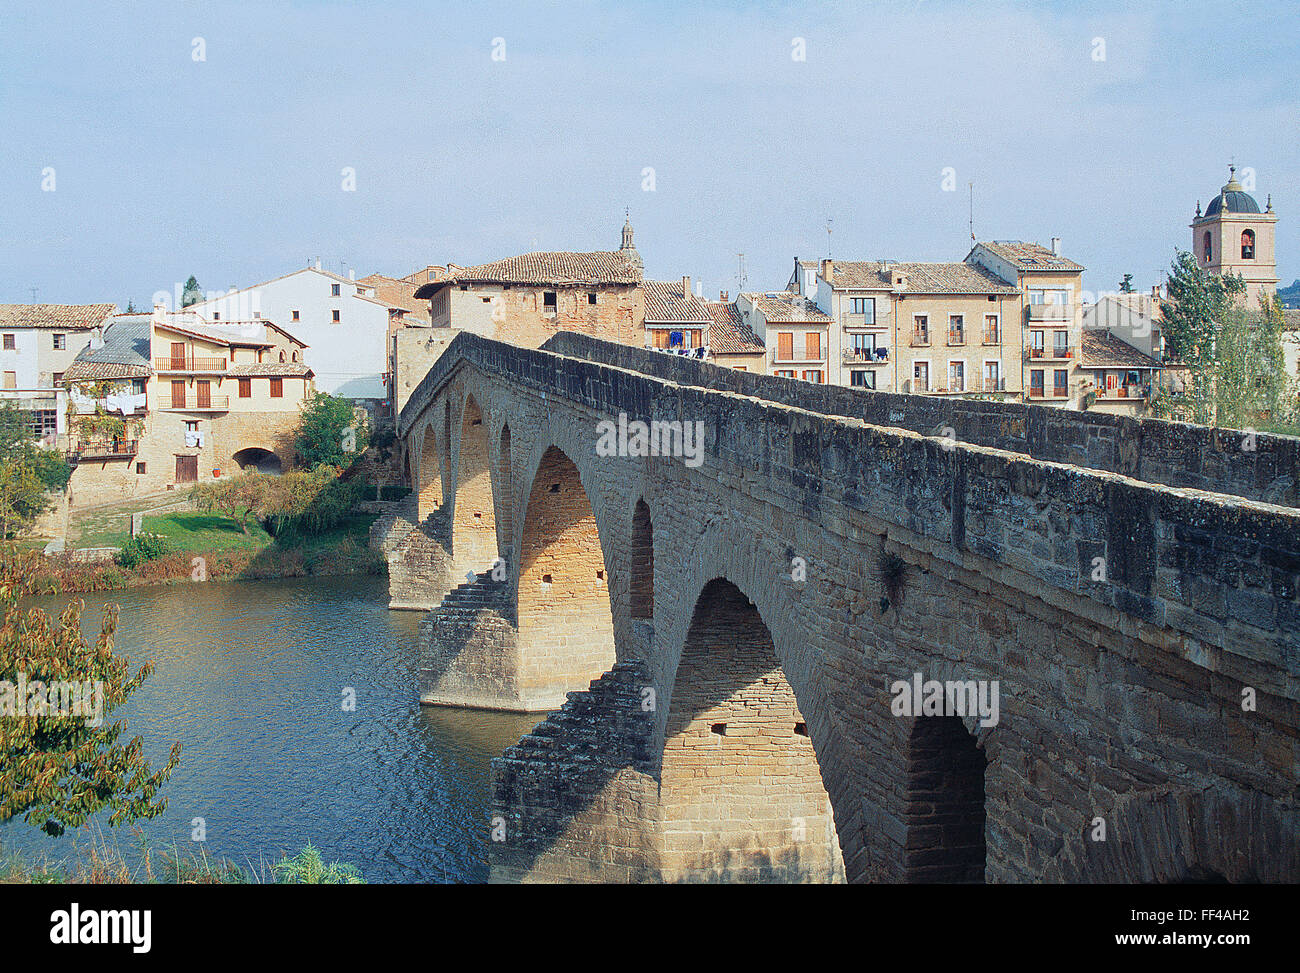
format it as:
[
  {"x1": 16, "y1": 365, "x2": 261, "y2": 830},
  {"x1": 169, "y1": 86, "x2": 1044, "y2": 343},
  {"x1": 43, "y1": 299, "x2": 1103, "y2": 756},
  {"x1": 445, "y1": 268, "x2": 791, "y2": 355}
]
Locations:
[
  {"x1": 192, "y1": 473, "x2": 269, "y2": 534},
  {"x1": 181, "y1": 276, "x2": 203, "y2": 308},
  {"x1": 1119, "y1": 274, "x2": 1134, "y2": 293},
  {"x1": 0, "y1": 557, "x2": 181, "y2": 836},
  {"x1": 294, "y1": 391, "x2": 370, "y2": 469},
  {"x1": 0, "y1": 402, "x2": 72, "y2": 537}
]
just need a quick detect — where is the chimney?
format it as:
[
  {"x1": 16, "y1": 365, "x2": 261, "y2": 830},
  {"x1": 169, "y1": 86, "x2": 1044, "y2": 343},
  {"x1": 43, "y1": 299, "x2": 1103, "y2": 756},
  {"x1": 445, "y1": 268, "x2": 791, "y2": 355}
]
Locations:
[
  {"x1": 1050, "y1": 237, "x2": 1061, "y2": 256},
  {"x1": 720, "y1": 289, "x2": 729, "y2": 302},
  {"x1": 314, "y1": 258, "x2": 322, "y2": 270},
  {"x1": 820, "y1": 258, "x2": 834, "y2": 284},
  {"x1": 349, "y1": 268, "x2": 355, "y2": 281},
  {"x1": 681, "y1": 275, "x2": 691, "y2": 300},
  {"x1": 1151, "y1": 284, "x2": 1161, "y2": 301},
  {"x1": 90, "y1": 326, "x2": 104, "y2": 350}
]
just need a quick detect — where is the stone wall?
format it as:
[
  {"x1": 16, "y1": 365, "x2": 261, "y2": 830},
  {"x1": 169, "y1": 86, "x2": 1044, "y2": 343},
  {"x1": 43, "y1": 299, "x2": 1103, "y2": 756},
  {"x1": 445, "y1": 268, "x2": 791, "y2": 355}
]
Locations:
[{"x1": 540, "y1": 331, "x2": 1300, "y2": 507}]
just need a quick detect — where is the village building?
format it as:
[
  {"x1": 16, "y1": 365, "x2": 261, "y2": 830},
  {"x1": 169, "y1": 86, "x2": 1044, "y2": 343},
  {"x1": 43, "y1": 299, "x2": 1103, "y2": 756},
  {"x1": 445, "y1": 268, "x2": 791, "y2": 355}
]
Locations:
[
  {"x1": 1080, "y1": 329, "x2": 1163, "y2": 415},
  {"x1": 184, "y1": 263, "x2": 388, "y2": 413},
  {"x1": 0, "y1": 303, "x2": 117, "y2": 445},
  {"x1": 735, "y1": 289, "x2": 834, "y2": 384},
  {"x1": 704, "y1": 298, "x2": 766, "y2": 373},
  {"x1": 644, "y1": 278, "x2": 711, "y2": 353},
  {"x1": 1192, "y1": 165, "x2": 1278, "y2": 306},
  {"x1": 61, "y1": 306, "x2": 313, "y2": 501}
]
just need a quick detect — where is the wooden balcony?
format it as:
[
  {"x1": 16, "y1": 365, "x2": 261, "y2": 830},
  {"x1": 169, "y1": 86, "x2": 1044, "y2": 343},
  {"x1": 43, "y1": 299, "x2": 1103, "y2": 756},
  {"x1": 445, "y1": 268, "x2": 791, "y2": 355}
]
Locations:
[
  {"x1": 154, "y1": 356, "x2": 227, "y2": 372},
  {"x1": 67, "y1": 440, "x2": 139, "y2": 463}
]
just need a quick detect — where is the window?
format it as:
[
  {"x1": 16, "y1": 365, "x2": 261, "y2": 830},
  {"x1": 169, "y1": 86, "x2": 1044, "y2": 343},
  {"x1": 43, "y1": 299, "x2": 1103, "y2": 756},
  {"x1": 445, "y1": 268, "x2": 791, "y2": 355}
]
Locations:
[
  {"x1": 2, "y1": 335, "x2": 13, "y2": 350},
  {"x1": 238, "y1": 378, "x2": 252, "y2": 398},
  {"x1": 3, "y1": 372, "x2": 15, "y2": 390},
  {"x1": 774, "y1": 369, "x2": 796, "y2": 378},
  {"x1": 913, "y1": 315, "x2": 929, "y2": 344},
  {"x1": 171, "y1": 380, "x2": 186, "y2": 408},
  {"x1": 850, "y1": 369, "x2": 876, "y2": 389},
  {"x1": 1241, "y1": 229, "x2": 1255, "y2": 259},
  {"x1": 1029, "y1": 369, "x2": 1044, "y2": 397},
  {"x1": 291, "y1": 350, "x2": 299, "y2": 362},
  {"x1": 52, "y1": 333, "x2": 66, "y2": 350},
  {"x1": 805, "y1": 331, "x2": 821, "y2": 360},
  {"x1": 136, "y1": 462, "x2": 146, "y2": 475},
  {"x1": 543, "y1": 291, "x2": 557, "y2": 311},
  {"x1": 332, "y1": 310, "x2": 340, "y2": 322},
  {"x1": 777, "y1": 332, "x2": 793, "y2": 360},
  {"x1": 270, "y1": 377, "x2": 283, "y2": 398},
  {"x1": 983, "y1": 314, "x2": 1000, "y2": 344},
  {"x1": 587, "y1": 292, "x2": 598, "y2": 305},
  {"x1": 850, "y1": 332, "x2": 877, "y2": 358},
  {"x1": 801, "y1": 369, "x2": 823, "y2": 384},
  {"x1": 331, "y1": 283, "x2": 341, "y2": 296},
  {"x1": 1053, "y1": 331, "x2": 1069, "y2": 357},
  {"x1": 1054, "y1": 369, "x2": 1069, "y2": 397},
  {"x1": 1203, "y1": 231, "x2": 1213, "y2": 262},
  {"x1": 948, "y1": 361, "x2": 965, "y2": 392},
  {"x1": 850, "y1": 297, "x2": 875, "y2": 323},
  {"x1": 291, "y1": 310, "x2": 300, "y2": 321},
  {"x1": 132, "y1": 378, "x2": 145, "y2": 394},
  {"x1": 912, "y1": 361, "x2": 929, "y2": 392},
  {"x1": 279, "y1": 350, "x2": 286, "y2": 362},
  {"x1": 29, "y1": 409, "x2": 57, "y2": 440},
  {"x1": 1030, "y1": 330, "x2": 1045, "y2": 357},
  {"x1": 983, "y1": 361, "x2": 1001, "y2": 392},
  {"x1": 53, "y1": 372, "x2": 64, "y2": 386},
  {"x1": 212, "y1": 312, "x2": 220, "y2": 320},
  {"x1": 948, "y1": 315, "x2": 965, "y2": 345},
  {"x1": 184, "y1": 420, "x2": 199, "y2": 432},
  {"x1": 253, "y1": 310, "x2": 261, "y2": 318}
]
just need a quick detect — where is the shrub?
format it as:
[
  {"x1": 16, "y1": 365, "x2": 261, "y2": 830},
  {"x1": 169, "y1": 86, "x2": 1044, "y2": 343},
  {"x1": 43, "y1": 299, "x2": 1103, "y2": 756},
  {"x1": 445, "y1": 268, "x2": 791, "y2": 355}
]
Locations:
[
  {"x1": 115, "y1": 533, "x2": 175, "y2": 569},
  {"x1": 272, "y1": 843, "x2": 363, "y2": 884}
]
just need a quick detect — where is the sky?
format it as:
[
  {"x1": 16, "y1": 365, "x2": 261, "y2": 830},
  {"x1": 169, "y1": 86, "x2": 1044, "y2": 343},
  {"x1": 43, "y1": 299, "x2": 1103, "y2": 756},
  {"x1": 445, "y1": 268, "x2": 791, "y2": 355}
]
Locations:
[{"x1": 1, "y1": 0, "x2": 1297, "y2": 308}]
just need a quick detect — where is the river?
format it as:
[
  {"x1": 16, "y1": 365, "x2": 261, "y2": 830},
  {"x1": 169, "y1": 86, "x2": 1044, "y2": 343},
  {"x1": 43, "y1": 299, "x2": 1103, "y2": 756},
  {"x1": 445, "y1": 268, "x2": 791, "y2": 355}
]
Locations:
[{"x1": 1, "y1": 575, "x2": 543, "y2": 883}]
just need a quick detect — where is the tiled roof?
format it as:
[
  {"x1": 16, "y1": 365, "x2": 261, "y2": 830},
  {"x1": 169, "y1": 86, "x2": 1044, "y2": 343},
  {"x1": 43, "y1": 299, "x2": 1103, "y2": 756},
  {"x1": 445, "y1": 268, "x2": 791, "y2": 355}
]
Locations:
[
  {"x1": 976, "y1": 241, "x2": 1085, "y2": 273},
  {"x1": 705, "y1": 301, "x2": 765, "y2": 354},
  {"x1": 158, "y1": 314, "x2": 276, "y2": 347},
  {"x1": 228, "y1": 362, "x2": 314, "y2": 377},
  {"x1": 1081, "y1": 329, "x2": 1162, "y2": 369},
  {"x1": 644, "y1": 280, "x2": 712, "y2": 324},
  {"x1": 742, "y1": 291, "x2": 832, "y2": 323},
  {"x1": 358, "y1": 273, "x2": 431, "y2": 322},
  {"x1": 415, "y1": 251, "x2": 642, "y2": 294},
  {"x1": 1283, "y1": 308, "x2": 1300, "y2": 332},
  {"x1": 829, "y1": 261, "x2": 1019, "y2": 295},
  {"x1": 0, "y1": 303, "x2": 116, "y2": 330},
  {"x1": 62, "y1": 316, "x2": 152, "y2": 382}
]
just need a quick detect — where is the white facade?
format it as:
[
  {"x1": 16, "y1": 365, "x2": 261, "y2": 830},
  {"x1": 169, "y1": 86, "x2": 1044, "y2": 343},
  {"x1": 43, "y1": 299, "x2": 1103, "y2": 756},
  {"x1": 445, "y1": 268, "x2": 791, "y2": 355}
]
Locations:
[{"x1": 187, "y1": 266, "x2": 389, "y2": 400}]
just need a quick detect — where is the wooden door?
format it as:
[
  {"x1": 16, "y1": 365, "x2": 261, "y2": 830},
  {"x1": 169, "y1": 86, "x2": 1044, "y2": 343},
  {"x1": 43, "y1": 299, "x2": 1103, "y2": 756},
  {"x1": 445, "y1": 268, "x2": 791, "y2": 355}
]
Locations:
[
  {"x1": 196, "y1": 380, "x2": 211, "y2": 409},
  {"x1": 170, "y1": 341, "x2": 186, "y2": 369},
  {"x1": 175, "y1": 455, "x2": 198, "y2": 483},
  {"x1": 171, "y1": 380, "x2": 186, "y2": 408}
]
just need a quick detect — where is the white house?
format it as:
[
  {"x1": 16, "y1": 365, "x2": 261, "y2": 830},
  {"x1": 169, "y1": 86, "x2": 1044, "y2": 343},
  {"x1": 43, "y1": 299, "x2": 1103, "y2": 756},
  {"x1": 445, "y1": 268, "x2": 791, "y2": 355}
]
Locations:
[{"x1": 186, "y1": 264, "x2": 390, "y2": 408}]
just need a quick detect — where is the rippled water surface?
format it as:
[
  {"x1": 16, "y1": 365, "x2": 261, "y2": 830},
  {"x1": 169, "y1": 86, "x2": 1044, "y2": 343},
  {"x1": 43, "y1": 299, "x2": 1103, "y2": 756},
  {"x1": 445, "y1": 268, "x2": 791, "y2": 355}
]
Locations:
[{"x1": 1, "y1": 576, "x2": 543, "y2": 882}]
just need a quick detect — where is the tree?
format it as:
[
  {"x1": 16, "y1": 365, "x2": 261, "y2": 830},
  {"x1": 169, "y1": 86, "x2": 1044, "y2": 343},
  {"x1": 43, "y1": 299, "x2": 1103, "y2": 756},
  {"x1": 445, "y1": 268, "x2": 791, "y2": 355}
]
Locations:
[
  {"x1": 192, "y1": 473, "x2": 268, "y2": 534},
  {"x1": 1160, "y1": 250, "x2": 1245, "y2": 365},
  {"x1": 181, "y1": 276, "x2": 203, "y2": 308},
  {"x1": 1119, "y1": 274, "x2": 1134, "y2": 293},
  {"x1": 0, "y1": 556, "x2": 181, "y2": 836},
  {"x1": 125, "y1": 300, "x2": 137, "y2": 313},
  {"x1": 0, "y1": 402, "x2": 71, "y2": 537},
  {"x1": 294, "y1": 391, "x2": 370, "y2": 469}
]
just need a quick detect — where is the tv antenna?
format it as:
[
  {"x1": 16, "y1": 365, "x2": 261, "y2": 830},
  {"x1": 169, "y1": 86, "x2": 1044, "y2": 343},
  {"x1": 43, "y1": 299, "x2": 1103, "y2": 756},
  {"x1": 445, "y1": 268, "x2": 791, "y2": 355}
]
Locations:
[
  {"x1": 29, "y1": 287, "x2": 38, "y2": 303},
  {"x1": 826, "y1": 218, "x2": 833, "y2": 259},
  {"x1": 968, "y1": 182, "x2": 976, "y2": 243},
  {"x1": 735, "y1": 253, "x2": 747, "y2": 293}
]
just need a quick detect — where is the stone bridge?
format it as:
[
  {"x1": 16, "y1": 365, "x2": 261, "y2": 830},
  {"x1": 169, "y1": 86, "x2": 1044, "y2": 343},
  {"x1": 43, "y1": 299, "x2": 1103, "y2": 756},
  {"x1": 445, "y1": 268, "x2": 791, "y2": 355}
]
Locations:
[{"x1": 387, "y1": 330, "x2": 1300, "y2": 884}]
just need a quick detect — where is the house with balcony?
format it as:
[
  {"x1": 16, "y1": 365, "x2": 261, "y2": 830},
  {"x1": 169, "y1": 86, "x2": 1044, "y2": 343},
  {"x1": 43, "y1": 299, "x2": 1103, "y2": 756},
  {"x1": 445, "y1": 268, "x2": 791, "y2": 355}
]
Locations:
[
  {"x1": 735, "y1": 290, "x2": 833, "y2": 383},
  {"x1": 966, "y1": 240, "x2": 1086, "y2": 407},
  {"x1": 644, "y1": 278, "x2": 712, "y2": 355},
  {"x1": 1080, "y1": 329, "x2": 1163, "y2": 416},
  {"x1": 0, "y1": 302, "x2": 117, "y2": 447},
  {"x1": 60, "y1": 306, "x2": 314, "y2": 502}
]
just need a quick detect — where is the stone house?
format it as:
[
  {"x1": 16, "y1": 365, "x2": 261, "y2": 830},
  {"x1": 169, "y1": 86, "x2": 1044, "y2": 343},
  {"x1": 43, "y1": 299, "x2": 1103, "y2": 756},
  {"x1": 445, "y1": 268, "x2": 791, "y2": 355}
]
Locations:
[
  {"x1": 704, "y1": 299, "x2": 766, "y2": 373},
  {"x1": 61, "y1": 306, "x2": 313, "y2": 502},
  {"x1": 0, "y1": 302, "x2": 117, "y2": 446}
]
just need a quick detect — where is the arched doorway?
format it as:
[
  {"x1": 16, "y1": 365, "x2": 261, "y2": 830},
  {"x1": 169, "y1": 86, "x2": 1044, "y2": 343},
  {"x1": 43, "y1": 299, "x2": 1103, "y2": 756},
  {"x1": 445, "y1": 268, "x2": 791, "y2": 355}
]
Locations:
[
  {"x1": 658, "y1": 578, "x2": 844, "y2": 882},
  {"x1": 515, "y1": 445, "x2": 615, "y2": 703},
  {"x1": 903, "y1": 716, "x2": 986, "y2": 882},
  {"x1": 630, "y1": 499, "x2": 653, "y2": 620},
  {"x1": 231, "y1": 447, "x2": 282, "y2": 474}
]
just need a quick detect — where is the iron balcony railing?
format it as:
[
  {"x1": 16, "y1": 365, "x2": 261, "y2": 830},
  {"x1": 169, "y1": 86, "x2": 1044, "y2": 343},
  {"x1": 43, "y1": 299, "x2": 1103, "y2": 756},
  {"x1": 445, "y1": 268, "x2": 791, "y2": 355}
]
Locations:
[
  {"x1": 67, "y1": 440, "x2": 139, "y2": 463},
  {"x1": 154, "y1": 356, "x2": 228, "y2": 372}
]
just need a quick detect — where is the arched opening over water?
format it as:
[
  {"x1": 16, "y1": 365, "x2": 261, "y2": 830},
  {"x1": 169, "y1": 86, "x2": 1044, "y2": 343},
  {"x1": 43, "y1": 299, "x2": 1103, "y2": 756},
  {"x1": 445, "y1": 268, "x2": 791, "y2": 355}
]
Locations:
[
  {"x1": 516, "y1": 445, "x2": 615, "y2": 702},
  {"x1": 232, "y1": 447, "x2": 282, "y2": 474},
  {"x1": 418, "y1": 421, "x2": 442, "y2": 522},
  {"x1": 658, "y1": 578, "x2": 844, "y2": 883},
  {"x1": 453, "y1": 395, "x2": 497, "y2": 573},
  {"x1": 629, "y1": 499, "x2": 653, "y2": 620},
  {"x1": 903, "y1": 716, "x2": 987, "y2": 883}
]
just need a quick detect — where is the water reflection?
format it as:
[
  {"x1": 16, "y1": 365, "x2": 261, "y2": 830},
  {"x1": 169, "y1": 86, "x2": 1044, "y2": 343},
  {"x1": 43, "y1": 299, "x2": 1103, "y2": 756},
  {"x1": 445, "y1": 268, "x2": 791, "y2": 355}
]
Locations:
[{"x1": 1, "y1": 576, "x2": 542, "y2": 883}]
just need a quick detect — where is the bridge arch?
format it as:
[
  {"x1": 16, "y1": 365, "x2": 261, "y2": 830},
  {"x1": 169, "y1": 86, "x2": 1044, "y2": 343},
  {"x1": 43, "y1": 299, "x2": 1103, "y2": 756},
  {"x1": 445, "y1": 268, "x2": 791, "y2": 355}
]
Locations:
[
  {"x1": 515, "y1": 444, "x2": 616, "y2": 707},
  {"x1": 231, "y1": 446, "x2": 282, "y2": 474},
  {"x1": 656, "y1": 577, "x2": 846, "y2": 883},
  {"x1": 417, "y1": 421, "x2": 442, "y2": 521},
  {"x1": 902, "y1": 715, "x2": 987, "y2": 882},
  {"x1": 453, "y1": 394, "x2": 498, "y2": 573},
  {"x1": 495, "y1": 423, "x2": 514, "y2": 561}
]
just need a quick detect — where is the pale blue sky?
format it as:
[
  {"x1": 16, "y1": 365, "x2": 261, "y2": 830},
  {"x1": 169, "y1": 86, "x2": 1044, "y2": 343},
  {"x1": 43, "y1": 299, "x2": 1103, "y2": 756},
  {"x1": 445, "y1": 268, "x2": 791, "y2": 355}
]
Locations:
[{"x1": 2, "y1": 0, "x2": 1296, "y2": 307}]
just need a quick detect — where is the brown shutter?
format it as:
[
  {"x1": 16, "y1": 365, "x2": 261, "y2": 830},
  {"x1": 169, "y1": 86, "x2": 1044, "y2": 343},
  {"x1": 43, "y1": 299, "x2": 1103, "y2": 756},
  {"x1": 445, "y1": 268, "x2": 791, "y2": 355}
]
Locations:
[
  {"x1": 778, "y1": 332, "x2": 793, "y2": 360},
  {"x1": 171, "y1": 380, "x2": 186, "y2": 408},
  {"x1": 805, "y1": 332, "x2": 820, "y2": 359}
]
